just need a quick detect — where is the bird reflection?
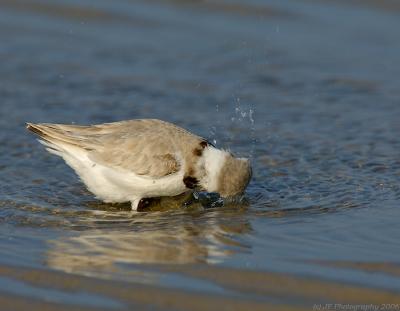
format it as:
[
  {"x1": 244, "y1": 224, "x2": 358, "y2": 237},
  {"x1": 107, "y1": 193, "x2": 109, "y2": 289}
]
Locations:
[{"x1": 45, "y1": 194, "x2": 252, "y2": 281}]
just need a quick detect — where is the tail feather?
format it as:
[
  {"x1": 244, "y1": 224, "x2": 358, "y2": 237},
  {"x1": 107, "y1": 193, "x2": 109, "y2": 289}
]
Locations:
[
  {"x1": 27, "y1": 123, "x2": 96, "y2": 185},
  {"x1": 38, "y1": 138, "x2": 64, "y2": 157},
  {"x1": 26, "y1": 123, "x2": 98, "y2": 151}
]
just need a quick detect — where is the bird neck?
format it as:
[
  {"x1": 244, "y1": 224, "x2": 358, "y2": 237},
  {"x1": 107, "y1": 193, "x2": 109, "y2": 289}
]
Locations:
[{"x1": 200, "y1": 146, "x2": 228, "y2": 192}]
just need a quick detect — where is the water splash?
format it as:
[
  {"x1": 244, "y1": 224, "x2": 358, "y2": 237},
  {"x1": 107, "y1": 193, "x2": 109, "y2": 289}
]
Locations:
[
  {"x1": 231, "y1": 97, "x2": 256, "y2": 159},
  {"x1": 249, "y1": 108, "x2": 256, "y2": 160},
  {"x1": 209, "y1": 103, "x2": 220, "y2": 146}
]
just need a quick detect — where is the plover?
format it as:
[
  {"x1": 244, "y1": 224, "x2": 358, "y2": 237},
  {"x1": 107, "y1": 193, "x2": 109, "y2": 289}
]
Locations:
[{"x1": 27, "y1": 119, "x2": 252, "y2": 210}]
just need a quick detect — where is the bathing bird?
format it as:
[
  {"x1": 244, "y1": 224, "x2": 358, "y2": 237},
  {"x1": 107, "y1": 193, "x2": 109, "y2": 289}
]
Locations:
[{"x1": 27, "y1": 119, "x2": 252, "y2": 210}]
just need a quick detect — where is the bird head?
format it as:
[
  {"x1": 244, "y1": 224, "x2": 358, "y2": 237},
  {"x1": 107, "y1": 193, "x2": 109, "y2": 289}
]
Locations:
[
  {"x1": 201, "y1": 147, "x2": 252, "y2": 198},
  {"x1": 215, "y1": 155, "x2": 252, "y2": 197}
]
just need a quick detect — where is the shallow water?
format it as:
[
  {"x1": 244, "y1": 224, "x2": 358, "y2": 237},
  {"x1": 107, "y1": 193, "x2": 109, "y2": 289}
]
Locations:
[{"x1": 1, "y1": 0, "x2": 400, "y2": 309}]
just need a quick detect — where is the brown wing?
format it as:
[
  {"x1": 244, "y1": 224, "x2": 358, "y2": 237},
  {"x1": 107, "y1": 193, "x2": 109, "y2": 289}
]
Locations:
[
  {"x1": 89, "y1": 122, "x2": 182, "y2": 178},
  {"x1": 28, "y1": 119, "x2": 198, "y2": 178}
]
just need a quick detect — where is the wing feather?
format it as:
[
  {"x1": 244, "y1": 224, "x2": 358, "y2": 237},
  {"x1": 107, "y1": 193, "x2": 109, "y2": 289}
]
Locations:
[{"x1": 27, "y1": 120, "x2": 191, "y2": 178}]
